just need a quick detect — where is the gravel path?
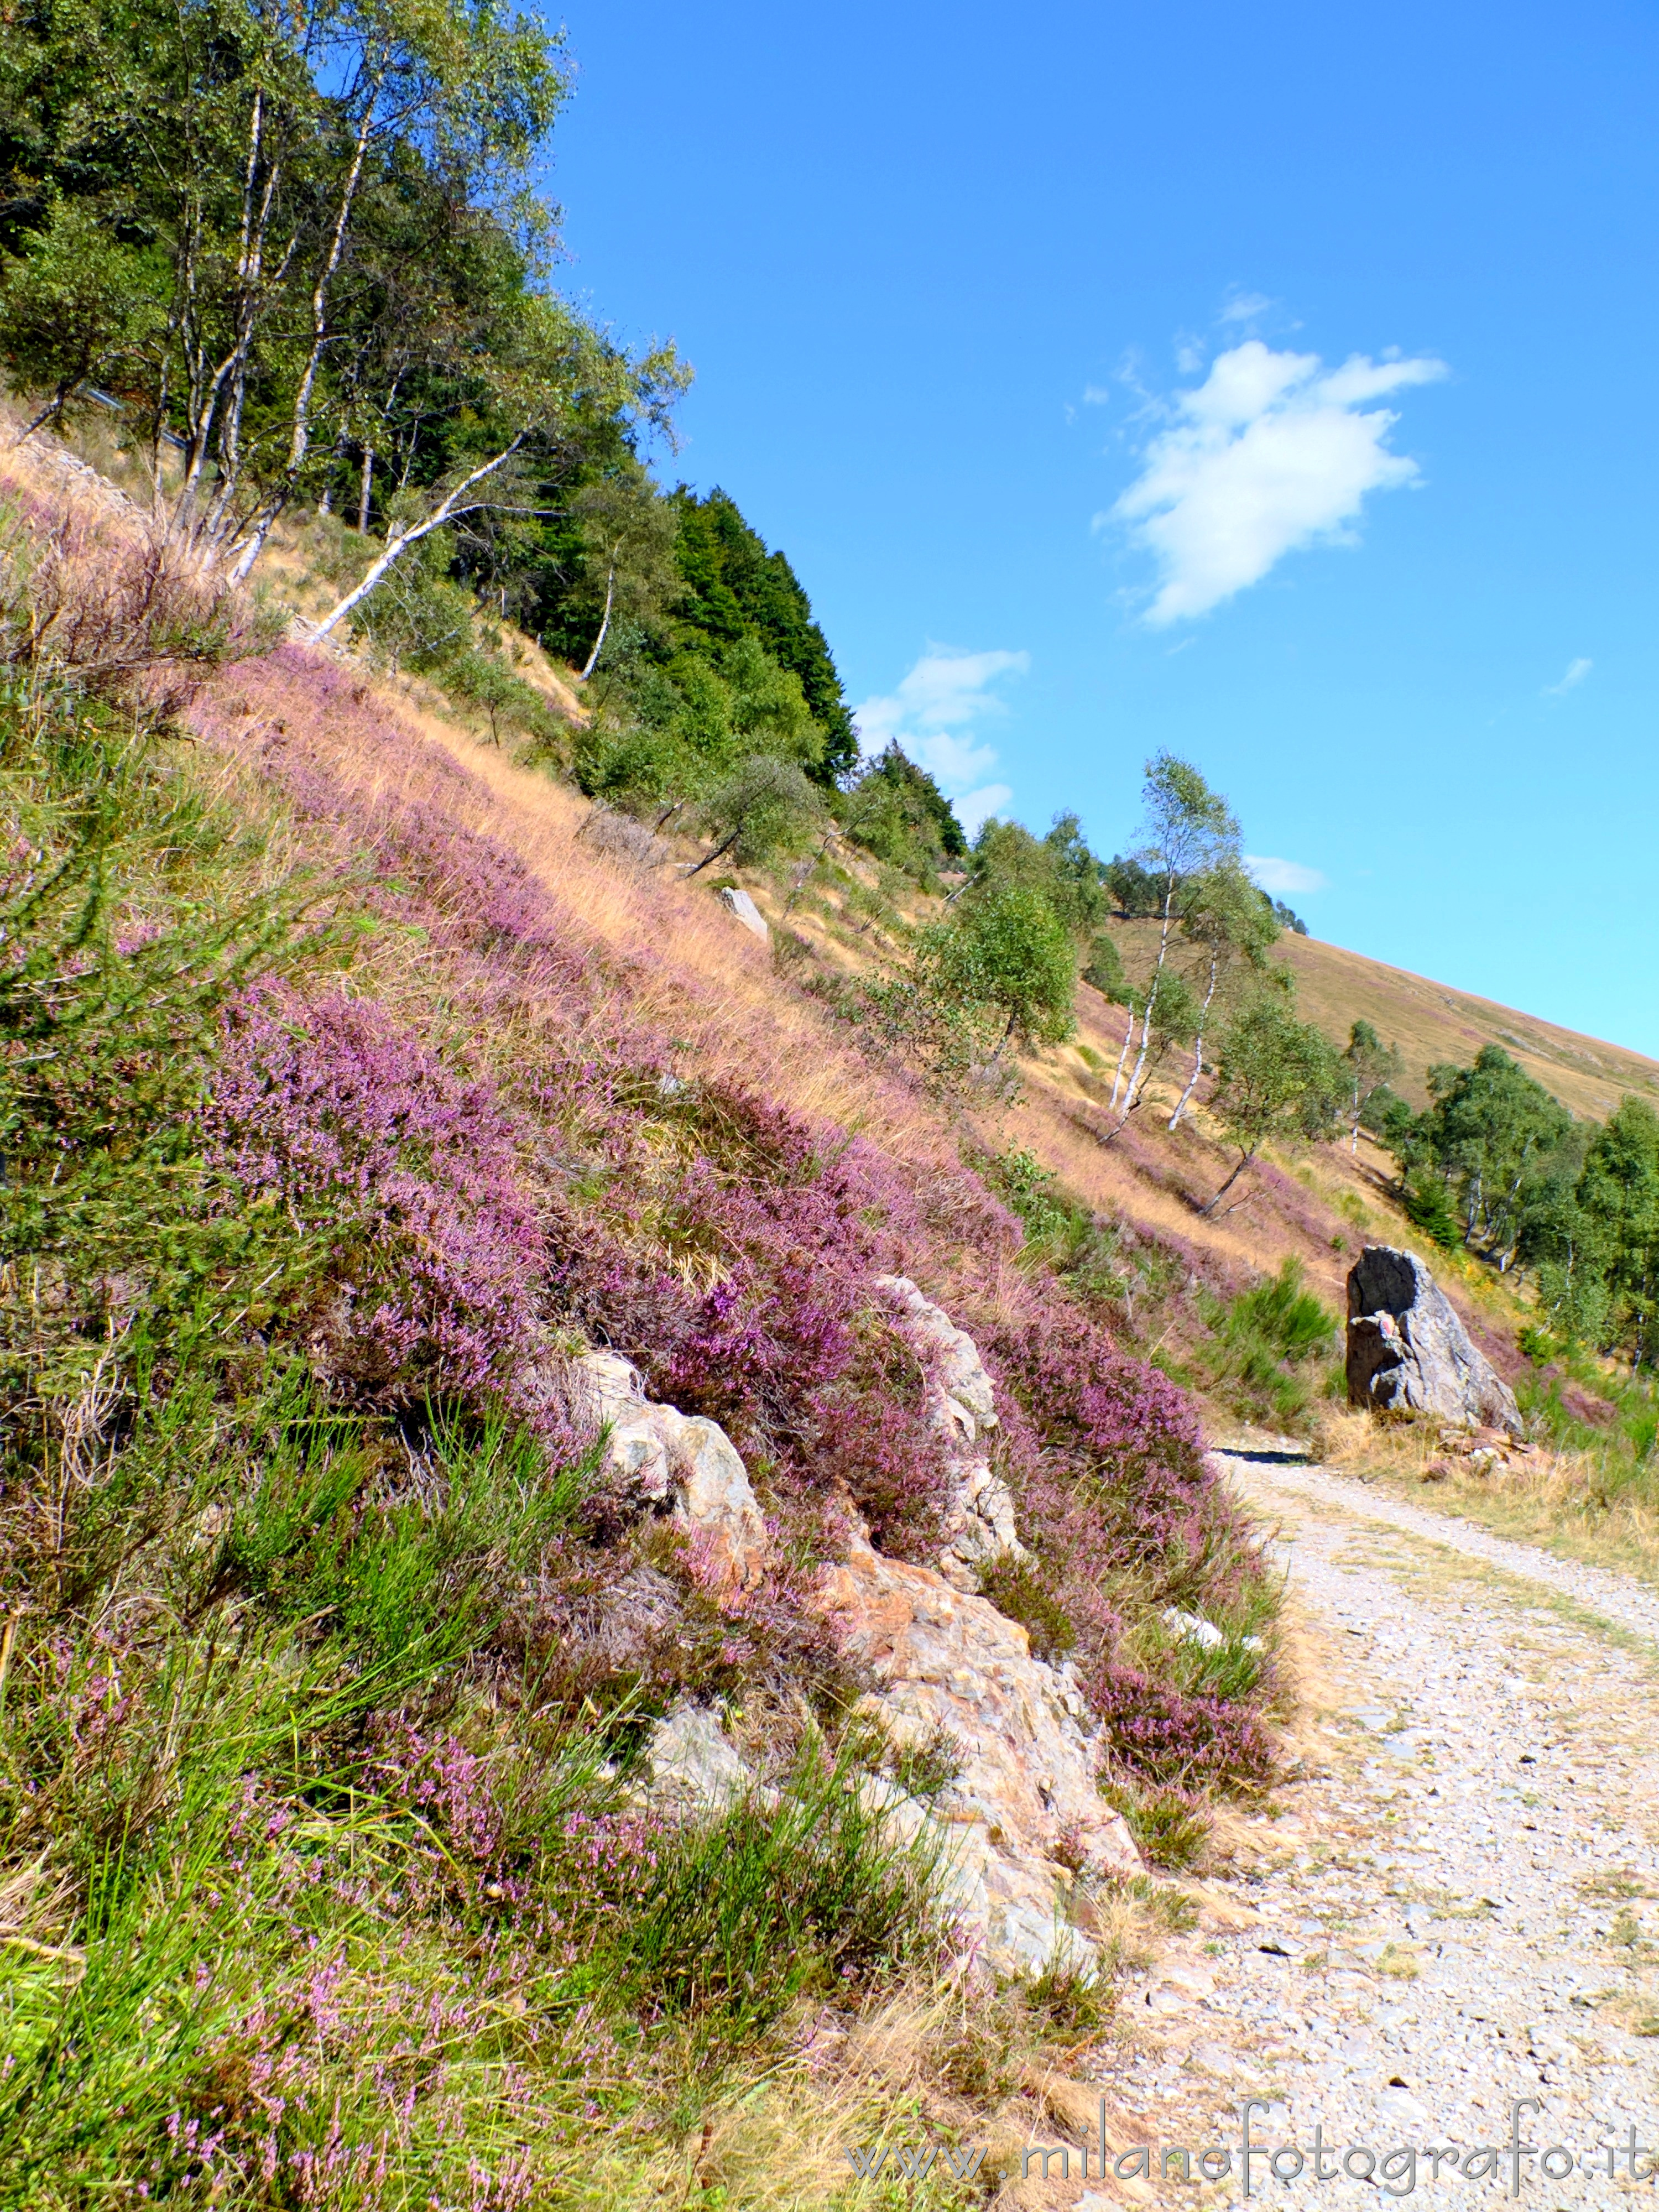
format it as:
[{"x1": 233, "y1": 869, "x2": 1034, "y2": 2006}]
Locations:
[{"x1": 1079, "y1": 1453, "x2": 1659, "y2": 2208}]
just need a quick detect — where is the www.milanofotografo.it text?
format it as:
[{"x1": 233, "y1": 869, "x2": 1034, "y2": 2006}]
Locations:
[{"x1": 844, "y1": 2099, "x2": 1659, "y2": 2194}]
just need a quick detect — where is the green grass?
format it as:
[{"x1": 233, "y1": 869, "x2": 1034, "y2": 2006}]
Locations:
[
  {"x1": 1184, "y1": 1259, "x2": 1341, "y2": 1431},
  {"x1": 0, "y1": 571, "x2": 963, "y2": 2206}
]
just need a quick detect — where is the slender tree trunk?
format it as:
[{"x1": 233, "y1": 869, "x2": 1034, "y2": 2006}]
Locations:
[
  {"x1": 357, "y1": 446, "x2": 374, "y2": 531},
  {"x1": 226, "y1": 87, "x2": 378, "y2": 583},
  {"x1": 1101, "y1": 874, "x2": 1178, "y2": 1140},
  {"x1": 988, "y1": 1005, "x2": 1020, "y2": 1065},
  {"x1": 1108, "y1": 1000, "x2": 1136, "y2": 1109},
  {"x1": 683, "y1": 826, "x2": 742, "y2": 878},
  {"x1": 184, "y1": 94, "x2": 290, "y2": 544},
  {"x1": 1167, "y1": 950, "x2": 1220, "y2": 1129},
  {"x1": 1202, "y1": 1146, "x2": 1258, "y2": 1217},
  {"x1": 316, "y1": 423, "x2": 350, "y2": 515},
  {"x1": 579, "y1": 561, "x2": 615, "y2": 679},
  {"x1": 306, "y1": 439, "x2": 528, "y2": 640}
]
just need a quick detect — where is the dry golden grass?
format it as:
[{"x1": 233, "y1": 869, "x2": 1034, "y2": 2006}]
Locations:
[
  {"x1": 1316, "y1": 1405, "x2": 1659, "y2": 1589},
  {"x1": 1275, "y1": 925, "x2": 1659, "y2": 1123}
]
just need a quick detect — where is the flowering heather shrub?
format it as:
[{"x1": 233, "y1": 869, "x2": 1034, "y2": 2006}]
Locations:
[
  {"x1": 1089, "y1": 1662, "x2": 1275, "y2": 1787},
  {"x1": 203, "y1": 983, "x2": 547, "y2": 1416},
  {"x1": 189, "y1": 647, "x2": 1277, "y2": 1747}
]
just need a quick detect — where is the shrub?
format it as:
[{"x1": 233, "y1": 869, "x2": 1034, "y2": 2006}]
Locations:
[
  {"x1": 204, "y1": 985, "x2": 550, "y2": 1417},
  {"x1": 570, "y1": 1740, "x2": 946, "y2": 2040},
  {"x1": 1101, "y1": 1782, "x2": 1214, "y2": 1871},
  {"x1": 1091, "y1": 1665, "x2": 1275, "y2": 1788},
  {"x1": 1191, "y1": 1260, "x2": 1339, "y2": 1427}
]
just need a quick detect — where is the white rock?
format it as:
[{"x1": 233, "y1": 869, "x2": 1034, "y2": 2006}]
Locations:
[
  {"x1": 639, "y1": 1702, "x2": 755, "y2": 1814},
  {"x1": 814, "y1": 1522, "x2": 1142, "y2": 1983},
  {"x1": 1164, "y1": 1605, "x2": 1227, "y2": 1650},
  {"x1": 874, "y1": 1274, "x2": 1028, "y2": 1589},
  {"x1": 572, "y1": 1351, "x2": 766, "y2": 1589},
  {"x1": 718, "y1": 885, "x2": 769, "y2": 940}
]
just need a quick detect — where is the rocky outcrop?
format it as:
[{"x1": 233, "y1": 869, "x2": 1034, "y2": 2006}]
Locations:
[
  {"x1": 718, "y1": 885, "x2": 769, "y2": 940},
  {"x1": 815, "y1": 1524, "x2": 1141, "y2": 1980},
  {"x1": 1346, "y1": 1246, "x2": 1523, "y2": 1436},
  {"x1": 573, "y1": 1350, "x2": 768, "y2": 1589},
  {"x1": 875, "y1": 1275, "x2": 1027, "y2": 1590},
  {"x1": 638, "y1": 1702, "x2": 757, "y2": 1814},
  {"x1": 578, "y1": 1317, "x2": 1142, "y2": 1985}
]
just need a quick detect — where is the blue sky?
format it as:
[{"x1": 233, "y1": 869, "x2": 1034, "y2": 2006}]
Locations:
[{"x1": 546, "y1": 1, "x2": 1659, "y2": 1056}]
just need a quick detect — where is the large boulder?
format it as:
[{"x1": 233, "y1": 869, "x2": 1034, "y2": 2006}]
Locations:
[
  {"x1": 815, "y1": 1524, "x2": 1141, "y2": 1981},
  {"x1": 573, "y1": 1351, "x2": 768, "y2": 1590},
  {"x1": 1346, "y1": 1245, "x2": 1522, "y2": 1435},
  {"x1": 875, "y1": 1274, "x2": 1027, "y2": 1590}
]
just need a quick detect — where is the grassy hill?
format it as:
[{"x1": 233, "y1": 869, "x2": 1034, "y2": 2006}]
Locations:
[{"x1": 1277, "y1": 930, "x2": 1659, "y2": 1122}]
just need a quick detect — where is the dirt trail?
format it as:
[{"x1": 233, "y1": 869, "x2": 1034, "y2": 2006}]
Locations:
[{"x1": 1081, "y1": 1453, "x2": 1659, "y2": 2207}]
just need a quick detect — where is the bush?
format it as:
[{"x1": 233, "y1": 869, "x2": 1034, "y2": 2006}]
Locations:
[
  {"x1": 1100, "y1": 1781, "x2": 1213, "y2": 1870},
  {"x1": 1191, "y1": 1260, "x2": 1339, "y2": 1428},
  {"x1": 573, "y1": 1740, "x2": 946, "y2": 2040}
]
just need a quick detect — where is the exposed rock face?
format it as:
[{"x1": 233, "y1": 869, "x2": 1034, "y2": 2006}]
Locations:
[
  {"x1": 875, "y1": 1274, "x2": 1026, "y2": 1590},
  {"x1": 638, "y1": 1702, "x2": 756, "y2": 1814},
  {"x1": 815, "y1": 1525, "x2": 1141, "y2": 1980},
  {"x1": 718, "y1": 885, "x2": 769, "y2": 940},
  {"x1": 578, "y1": 1318, "x2": 1143, "y2": 1985},
  {"x1": 1346, "y1": 1245, "x2": 1523, "y2": 1435},
  {"x1": 573, "y1": 1351, "x2": 768, "y2": 1589}
]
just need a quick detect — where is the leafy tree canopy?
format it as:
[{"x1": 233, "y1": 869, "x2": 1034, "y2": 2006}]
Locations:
[
  {"x1": 666, "y1": 489, "x2": 857, "y2": 785},
  {"x1": 838, "y1": 743, "x2": 967, "y2": 880}
]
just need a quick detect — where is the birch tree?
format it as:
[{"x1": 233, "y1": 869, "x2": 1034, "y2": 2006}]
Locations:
[
  {"x1": 1342, "y1": 1020, "x2": 1404, "y2": 1154},
  {"x1": 1165, "y1": 863, "x2": 1279, "y2": 1130},
  {"x1": 306, "y1": 299, "x2": 687, "y2": 639},
  {"x1": 1102, "y1": 754, "x2": 1238, "y2": 1140},
  {"x1": 1203, "y1": 997, "x2": 1345, "y2": 1217}
]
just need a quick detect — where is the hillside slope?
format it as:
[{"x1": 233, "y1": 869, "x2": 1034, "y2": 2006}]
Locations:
[{"x1": 1276, "y1": 929, "x2": 1659, "y2": 1121}]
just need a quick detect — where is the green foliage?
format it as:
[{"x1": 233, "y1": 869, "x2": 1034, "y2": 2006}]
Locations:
[
  {"x1": 1103, "y1": 853, "x2": 1163, "y2": 917},
  {"x1": 988, "y1": 1148, "x2": 1073, "y2": 1243},
  {"x1": 1343, "y1": 1020, "x2": 1405, "y2": 1143},
  {"x1": 1368, "y1": 1045, "x2": 1582, "y2": 1271},
  {"x1": 577, "y1": 633, "x2": 823, "y2": 808},
  {"x1": 1190, "y1": 1261, "x2": 1339, "y2": 1428},
  {"x1": 1228, "y1": 1260, "x2": 1339, "y2": 1364},
  {"x1": 977, "y1": 1554, "x2": 1077, "y2": 1663},
  {"x1": 1204, "y1": 994, "x2": 1345, "y2": 1213},
  {"x1": 692, "y1": 752, "x2": 824, "y2": 869},
  {"x1": 581, "y1": 1740, "x2": 944, "y2": 2042},
  {"x1": 1100, "y1": 1782, "x2": 1213, "y2": 1871},
  {"x1": 967, "y1": 811, "x2": 1108, "y2": 942},
  {"x1": 0, "y1": 195, "x2": 166, "y2": 431},
  {"x1": 1524, "y1": 1096, "x2": 1659, "y2": 1365},
  {"x1": 838, "y1": 742, "x2": 967, "y2": 882},
  {"x1": 220, "y1": 1396, "x2": 598, "y2": 1666},
  {"x1": 1401, "y1": 1171, "x2": 1464, "y2": 1250},
  {"x1": 667, "y1": 487, "x2": 858, "y2": 782},
  {"x1": 1082, "y1": 930, "x2": 1129, "y2": 1000},
  {"x1": 921, "y1": 883, "x2": 1077, "y2": 1054},
  {"x1": 1134, "y1": 752, "x2": 1240, "y2": 905}
]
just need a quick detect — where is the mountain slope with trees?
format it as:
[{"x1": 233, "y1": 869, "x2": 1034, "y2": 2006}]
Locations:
[{"x1": 4, "y1": 4, "x2": 1659, "y2": 2199}]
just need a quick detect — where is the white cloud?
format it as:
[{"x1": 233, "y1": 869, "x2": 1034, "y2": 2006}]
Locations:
[
  {"x1": 1544, "y1": 656, "x2": 1592, "y2": 696},
  {"x1": 910, "y1": 729, "x2": 1000, "y2": 789},
  {"x1": 1082, "y1": 383, "x2": 1113, "y2": 406},
  {"x1": 852, "y1": 648, "x2": 1029, "y2": 832},
  {"x1": 955, "y1": 784, "x2": 1014, "y2": 838},
  {"x1": 1108, "y1": 339, "x2": 1448, "y2": 624},
  {"x1": 1219, "y1": 290, "x2": 1272, "y2": 324},
  {"x1": 1245, "y1": 854, "x2": 1328, "y2": 896}
]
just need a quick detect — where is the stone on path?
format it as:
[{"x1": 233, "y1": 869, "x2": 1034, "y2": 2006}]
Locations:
[{"x1": 1345, "y1": 1244, "x2": 1522, "y2": 1435}]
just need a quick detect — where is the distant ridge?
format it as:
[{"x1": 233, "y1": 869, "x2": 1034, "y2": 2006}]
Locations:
[{"x1": 1276, "y1": 931, "x2": 1659, "y2": 1123}]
